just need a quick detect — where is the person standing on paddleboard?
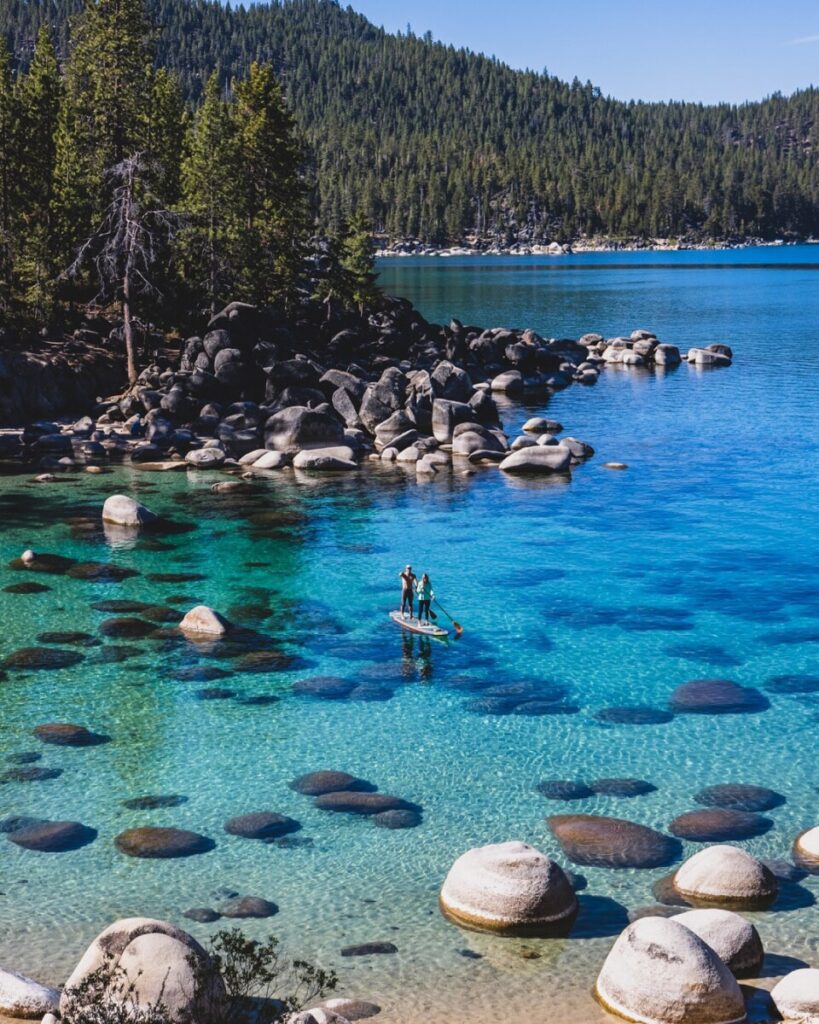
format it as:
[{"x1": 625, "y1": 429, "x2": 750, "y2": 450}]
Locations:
[
  {"x1": 399, "y1": 564, "x2": 417, "y2": 618},
  {"x1": 416, "y1": 573, "x2": 434, "y2": 625}
]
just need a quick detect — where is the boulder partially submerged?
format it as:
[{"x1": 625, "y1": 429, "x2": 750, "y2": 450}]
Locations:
[
  {"x1": 595, "y1": 916, "x2": 745, "y2": 1024},
  {"x1": 179, "y1": 605, "x2": 230, "y2": 637},
  {"x1": 439, "y1": 841, "x2": 577, "y2": 935},
  {"x1": 672, "y1": 844, "x2": 778, "y2": 909},
  {"x1": 793, "y1": 826, "x2": 819, "y2": 873},
  {"x1": 674, "y1": 908, "x2": 763, "y2": 979},
  {"x1": 771, "y1": 968, "x2": 819, "y2": 1024},
  {"x1": 101, "y1": 494, "x2": 157, "y2": 527}
]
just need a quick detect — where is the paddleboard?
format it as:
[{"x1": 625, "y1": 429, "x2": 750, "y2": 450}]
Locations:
[{"x1": 389, "y1": 610, "x2": 449, "y2": 638}]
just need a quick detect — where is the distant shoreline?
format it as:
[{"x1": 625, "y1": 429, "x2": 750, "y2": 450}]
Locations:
[{"x1": 376, "y1": 237, "x2": 818, "y2": 257}]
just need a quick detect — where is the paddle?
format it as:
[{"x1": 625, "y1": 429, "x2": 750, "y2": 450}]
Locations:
[{"x1": 434, "y1": 599, "x2": 463, "y2": 635}]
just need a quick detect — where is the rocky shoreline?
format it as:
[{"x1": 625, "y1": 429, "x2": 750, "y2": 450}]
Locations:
[
  {"x1": 0, "y1": 296, "x2": 731, "y2": 481},
  {"x1": 375, "y1": 237, "x2": 813, "y2": 257}
]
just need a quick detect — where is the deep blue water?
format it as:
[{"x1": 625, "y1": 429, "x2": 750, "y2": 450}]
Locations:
[{"x1": 1, "y1": 247, "x2": 818, "y2": 1023}]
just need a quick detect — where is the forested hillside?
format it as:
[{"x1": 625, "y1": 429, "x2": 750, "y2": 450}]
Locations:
[{"x1": 3, "y1": 0, "x2": 819, "y2": 243}]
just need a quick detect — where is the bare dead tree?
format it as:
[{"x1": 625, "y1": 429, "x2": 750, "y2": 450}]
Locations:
[{"x1": 66, "y1": 153, "x2": 179, "y2": 384}]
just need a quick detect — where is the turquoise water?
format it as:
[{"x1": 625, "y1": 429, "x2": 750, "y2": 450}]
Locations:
[{"x1": 1, "y1": 247, "x2": 819, "y2": 1022}]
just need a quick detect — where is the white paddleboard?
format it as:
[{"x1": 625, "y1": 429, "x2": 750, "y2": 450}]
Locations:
[{"x1": 389, "y1": 610, "x2": 449, "y2": 638}]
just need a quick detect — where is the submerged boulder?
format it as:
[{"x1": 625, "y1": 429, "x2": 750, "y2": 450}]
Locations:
[
  {"x1": 60, "y1": 917, "x2": 224, "y2": 1022},
  {"x1": 114, "y1": 827, "x2": 214, "y2": 859},
  {"x1": 548, "y1": 814, "x2": 681, "y2": 869},
  {"x1": 670, "y1": 678, "x2": 769, "y2": 714},
  {"x1": 595, "y1": 916, "x2": 745, "y2": 1024},
  {"x1": 439, "y1": 841, "x2": 577, "y2": 935}
]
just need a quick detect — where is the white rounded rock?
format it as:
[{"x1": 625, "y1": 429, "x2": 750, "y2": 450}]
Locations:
[
  {"x1": 793, "y1": 826, "x2": 819, "y2": 872},
  {"x1": 673, "y1": 845, "x2": 778, "y2": 908},
  {"x1": 595, "y1": 916, "x2": 745, "y2": 1024},
  {"x1": 252, "y1": 451, "x2": 289, "y2": 470},
  {"x1": 0, "y1": 967, "x2": 59, "y2": 1019},
  {"x1": 771, "y1": 968, "x2": 819, "y2": 1024},
  {"x1": 489, "y1": 370, "x2": 523, "y2": 394},
  {"x1": 439, "y1": 840, "x2": 577, "y2": 935},
  {"x1": 675, "y1": 908, "x2": 764, "y2": 978},
  {"x1": 179, "y1": 605, "x2": 230, "y2": 637},
  {"x1": 102, "y1": 494, "x2": 157, "y2": 527},
  {"x1": 498, "y1": 445, "x2": 571, "y2": 474},
  {"x1": 60, "y1": 917, "x2": 224, "y2": 1022}
]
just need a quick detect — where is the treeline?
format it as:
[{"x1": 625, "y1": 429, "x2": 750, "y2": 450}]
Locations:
[
  {"x1": 4, "y1": 0, "x2": 819, "y2": 244},
  {"x1": 0, "y1": 0, "x2": 376, "y2": 359}
]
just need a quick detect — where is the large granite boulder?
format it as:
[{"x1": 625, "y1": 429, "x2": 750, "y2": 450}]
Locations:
[
  {"x1": 358, "y1": 368, "x2": 407, "y2": 433},
  {"x1": 673, "y1": 845, "x2": 778, "y2": 909},
  {"x1": 431, "y1": 398, "x2": 474, "y2": 443},
  {"x1": 793, "y1": 826, "x2": 819, "y2": 873},
  {"x1": 60, "y1": 918, "x2": 225, "y2": 1021},
  {"x1": 490, "y1": 370, "x2": 524, "y2": 394},
  {"x1": 101, "y1": 494, "x2": 157, "y2": 527},
  {"x1": 264, "y1": 406, "x2": 345, "y2": 453},
  {"x1": 675, "y1": 908, "x2": 764, "y2": 978},
  {"x1": 0, "y1": 967, "x2": 60, "y2": 1019},
  {"x1": 451, "y1": 423, "x2": 506, "y2": 457},
  {"x1": 293, "y1": 448, "x2": 358, "y2": 471},
  {"x1": 595, "y1": 916, "x2": 745, "y2": 1024},
  {"x1": 439, "y1": 841, "x2": 577, "y2": 935},
  {"x1": 771, "y1": 968, "x2": 819, "y2": 1024},
  {"x1": 499, "y1": 445, "x2": 572, "y2": 474}
]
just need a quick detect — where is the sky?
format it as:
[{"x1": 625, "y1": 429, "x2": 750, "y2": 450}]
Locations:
[{"x1": 349, "y1": 0, "x2": 819, "y2": 105}]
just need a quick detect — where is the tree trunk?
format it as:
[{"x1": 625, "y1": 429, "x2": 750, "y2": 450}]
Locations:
[
  {"x1": 122, "y1": 165, "x2": 138, "y2": 385},
  {"x1": 122, "y1": 269, "x2": 136, "y2": 384}
]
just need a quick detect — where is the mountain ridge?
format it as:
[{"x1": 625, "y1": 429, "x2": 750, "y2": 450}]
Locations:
[{"x1": 3, "y1": 0, "x2": 818, "y2": 243}]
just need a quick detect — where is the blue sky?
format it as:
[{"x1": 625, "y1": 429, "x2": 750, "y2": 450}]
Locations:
[{"x1": 349, "y1": 0, "x2": 819, "y2": 105}]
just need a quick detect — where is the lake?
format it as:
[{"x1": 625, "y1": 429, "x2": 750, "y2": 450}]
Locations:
[{"x1": 1, "y1": 247, "x2": 818, "y2": 1023}]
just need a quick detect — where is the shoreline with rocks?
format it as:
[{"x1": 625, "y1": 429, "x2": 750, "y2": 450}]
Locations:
[
  {"x1": 375, "y1": 237, "x2": 816, "y2": 258},
  {"x1": 0, "y1": 295, "x2": 732, "y2": 483}
]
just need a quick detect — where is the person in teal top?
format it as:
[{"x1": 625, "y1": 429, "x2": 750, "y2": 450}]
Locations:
[{"x1": 416, "y1": 573, "x2": 434, "y2": 624}]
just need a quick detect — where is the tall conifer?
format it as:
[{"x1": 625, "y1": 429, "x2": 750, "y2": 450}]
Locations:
[
  {"x1": 180, "y1": 71, "x2": 239, "y2": 313},
  {"x1": 232, "y1": 62, "x2": 309, "y2": 306},
  {"x1": 15, "y1": 25, "x2": 62, "y2": 318}
]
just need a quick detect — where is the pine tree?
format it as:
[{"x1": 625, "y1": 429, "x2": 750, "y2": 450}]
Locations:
[
  {"x1": 0, "y1": 39, "x2": 16, "y2": 312},
  {"x1": 232, "y1": 62, "x2": 309, "y2": 307},
  {"x1": 53, "y1": 0, "x2": 156, "y2": 259},
  {"x1": 14, "y1": 25, "x2": 62, "y2": 319},
  {"x1": 179, "y1": 70, "x2": 239, "y2": 313},
  {"x1": 339, "y1": 210, "x2": 380, "y2": 315}
]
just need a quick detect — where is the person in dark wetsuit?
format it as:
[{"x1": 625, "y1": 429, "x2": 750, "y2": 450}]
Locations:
[{"x1": 399, "y1": 564, "x2": 417, "y2": 618}]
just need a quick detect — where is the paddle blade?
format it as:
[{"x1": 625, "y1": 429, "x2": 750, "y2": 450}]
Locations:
[
  {"x1": 453, "y1": 621, "x2": 463, "y2": 635},
  {"x1": 428, "y1": 608, "x2": 438, "y2": 621}
]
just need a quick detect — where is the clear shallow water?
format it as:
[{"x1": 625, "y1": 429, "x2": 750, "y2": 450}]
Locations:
[{"x1": 1, "y1": 247, "x2": 819, "y2": 1023}]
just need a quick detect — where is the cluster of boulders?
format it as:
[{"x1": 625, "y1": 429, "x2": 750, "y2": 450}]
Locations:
[
  {"x1": 0, "y1": 299, "x2": 730, "y2": 479},
  {"x1": 436, "y1": 838, "x2": 819, "y2": 1024},
  {"x1": 587, "y1": 329, "x2": 732, "y2": 369}
]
